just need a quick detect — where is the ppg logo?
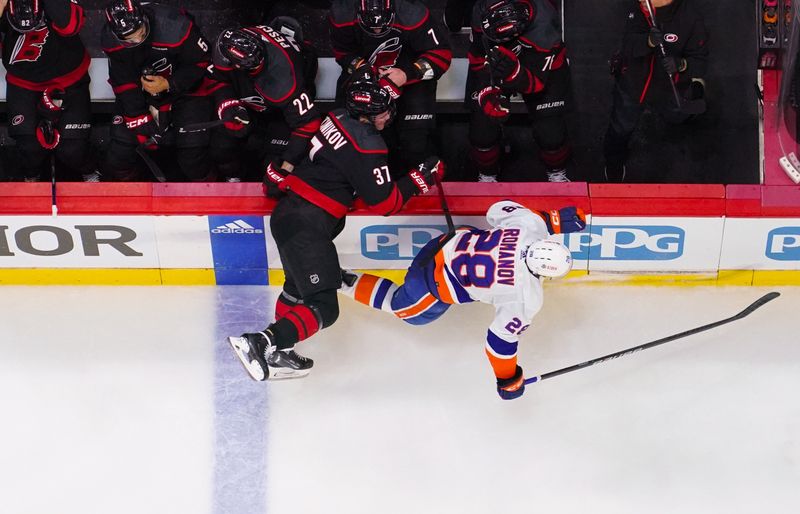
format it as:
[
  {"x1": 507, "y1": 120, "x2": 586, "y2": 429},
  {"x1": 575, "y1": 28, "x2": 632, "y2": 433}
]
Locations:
[
  {"x1": 361, "y1": 225, "x2": 447, "y2": 260},
  {"x1": 766, "y1": 227, "x2": 800, "y2": 260},
  {"x1": 564, "y1": 225, "x2": 685, "y2": 260}
]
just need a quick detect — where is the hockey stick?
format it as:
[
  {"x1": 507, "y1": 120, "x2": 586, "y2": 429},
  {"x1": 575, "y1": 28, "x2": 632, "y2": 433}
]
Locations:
[
  {"x1": 135, "y1": 140, "x2": 167, "y2": 182},
  {"x1": 524, "y1": 291, "x2": 781, "y2": 385},
  {"x1": 50, "y1": 153, "x2": 58, "y2": 217},
  {"x1": 176, "y1": 119, "x2": 227, "y2": 134},
  {"x1": 642, "y1": 0, "x2": 706, "y2": 115},
  {"x1": 419, "y1": 170, "x2": 456, "y2": 267}
]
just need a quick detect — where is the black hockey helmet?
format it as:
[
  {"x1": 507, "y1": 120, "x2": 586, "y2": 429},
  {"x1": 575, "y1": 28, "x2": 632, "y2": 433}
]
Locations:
[
  {"x1": 105, "y1": 0, "x2": 150, "y2": 47},
  {"x1": 345, "y1": 69, "x2": 395, "y2": 122},
  {"x1": 357, "y1": 0, "x2": 395, "y2": 37},
  {"x1": 6, "y1": 0, "x2": 46, "y2": 33},
  {"x1": 481, "y1": 0, "x2": 534, "y2": 43},
  {"x1": 216, "y1": 28, "x2": 266, "y2": 72}
]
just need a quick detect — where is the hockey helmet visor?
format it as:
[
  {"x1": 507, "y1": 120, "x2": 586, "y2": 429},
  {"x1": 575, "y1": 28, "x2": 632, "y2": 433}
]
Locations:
[
  {"x1": 105, "y1": 0, "x2": 150, "y2": 47},
  {"x1": 357, "y1": 0, "x2": 395, "y2": 37},
  {"x1": 6, "y1": 0, "x2": 46, "y2": 33},
  {"x1": 481, "y1": 0, "x2": 534, "y2": 43}
]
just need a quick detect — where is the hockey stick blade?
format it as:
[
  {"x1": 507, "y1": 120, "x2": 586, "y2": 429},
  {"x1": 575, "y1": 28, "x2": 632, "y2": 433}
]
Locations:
[{"x1": 524, "y1": 292, "x2": 781, "y2": 385}]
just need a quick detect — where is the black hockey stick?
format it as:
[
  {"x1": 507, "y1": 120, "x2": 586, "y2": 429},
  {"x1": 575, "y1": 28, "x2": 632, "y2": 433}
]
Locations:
[
  {"x1": 419, "y1": 170, "x2": 456, "y2": 267},
  {"x1": 642, "y1": 0, "x2": 706, "y2": 115},
  {"x1": 524, "y1": 291, "x2": 781, "y2": 385},
  {"x1": 50, "y1": 153, "x2": 58, "y2": 217},
  {"x1": 176, "y1": 119, "x2": 227, "y2": 134},
  {"x1": 135, "y1": 139, "x2": 167, "y2": 182}
]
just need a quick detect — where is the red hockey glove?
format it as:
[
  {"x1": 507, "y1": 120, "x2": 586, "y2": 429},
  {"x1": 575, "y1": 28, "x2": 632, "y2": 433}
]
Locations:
[
  {"x1": 378, "y1": 75, "x2": 402, "y2": 100},
  {"x1": 35, "y1": 120, "x2": 61, "y2": 150},
  {"x1": 263, "y1": 160, "x2": 290, "y2": 198},
  {"x1": 496, "y1": 366, "x2": 525, "y2": 400},
  {"x1": 38, "y1": 88, "x2": 65, "y2": 123},
  {"x1": 217, "y1": 99, "x2": 251, "y2": 137},
  {"x1": 487, "y1": 46, "x2": 521, "y2": 84},
  {"x1": 477, "y1": 86, "x2": 510, "y2": 121},
  {"x1": 408, "y1": 156, "x2": 445, "y2": 195},
  {"x1": 538, "y1": 206, "x2": 587, "y2": 234}
]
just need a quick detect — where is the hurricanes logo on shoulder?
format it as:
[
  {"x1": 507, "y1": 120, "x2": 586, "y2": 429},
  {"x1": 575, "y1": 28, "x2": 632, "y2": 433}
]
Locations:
[
  {"x1": 664, "y1": 34, "x2": 679, "y2": 43},
  {"x1": 211, "y1": 220, "x2": 264, "y2": 234},
  {"x1": 10, "y1": 28, "x2": 49, "y2": 64},
  {"x1": 11, "y1": 115, "x2": 25, "y2": 126}
]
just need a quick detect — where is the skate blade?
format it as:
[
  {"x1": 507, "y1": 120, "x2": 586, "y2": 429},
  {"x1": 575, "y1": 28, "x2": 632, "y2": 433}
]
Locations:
[
  {"x1": 227, "y1": 336, "x2": 267, "y2": 381},
  {"x1": 266, "y1": 366, "x2": 311, "y2": 381}
]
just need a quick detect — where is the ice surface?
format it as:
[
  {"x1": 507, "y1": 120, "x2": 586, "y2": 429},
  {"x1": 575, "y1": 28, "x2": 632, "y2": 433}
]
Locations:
[{"x1": 1, "y1": 285, "x2": 798, "y2": 514}]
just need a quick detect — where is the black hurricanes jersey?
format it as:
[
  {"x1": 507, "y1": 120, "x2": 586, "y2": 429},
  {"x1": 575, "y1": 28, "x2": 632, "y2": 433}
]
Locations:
[
  {"x1": 101, "y1": 4, "x2": 215, "y2": 117},
  {"x1": 616, "y1": 0, "x2": 708, "y2": 103},
  {"x1": 209, "y1": 25, "x2": 321, "y2": 166},
  {"x1": 329, "y1": 0, "x2": 451, "y2": 83},
  {"x1": 1, "y1": 0, "x2": 88, "y2": 91},
  {"x1": 284, "y1": 109, "x2": 420, "y2": 218},
  {"x1": 468, "y1": 0, "x2": 567, "y2": 95}
]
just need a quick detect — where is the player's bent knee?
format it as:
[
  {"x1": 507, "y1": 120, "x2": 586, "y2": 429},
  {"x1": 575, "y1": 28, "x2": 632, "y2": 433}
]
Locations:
[{"x1": 306, "y1": 289, "x2": 340, "y2": 328}]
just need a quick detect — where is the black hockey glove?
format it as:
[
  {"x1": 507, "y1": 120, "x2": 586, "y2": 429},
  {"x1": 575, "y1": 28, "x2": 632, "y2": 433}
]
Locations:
[
  {"x1": 487, "y1": 46, "x2": 521, "y2": 85},
  {"x1": 538, "y1": 206, "x2": 587, "y2": 234},
  {"x1": 263, "y1": 160, "x2": 290, "y2": 199},
  {"x1": 661, "y1": 55, "x2": 678, "y2": 77},
  {"x1": 217, "y1": 99, "x2": 251, "y2": 138},
  {"x1": 408, "y1": 156, "x2": 445, "y2": 195},
  {"x1": 648, "y1": 26, "x2": 665, "y2": 48},
  {"x1": 496, "y1": 366, "x2": 525, "y2": 400},
  {"x1": 38, "y1": 88, "x2": 65, "y2": 123}
]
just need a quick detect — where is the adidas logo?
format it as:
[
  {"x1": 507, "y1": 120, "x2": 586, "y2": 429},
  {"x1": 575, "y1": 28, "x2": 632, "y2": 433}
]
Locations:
[{"x1": 211, "y1": 220, "x2": 264, "y2": 234}]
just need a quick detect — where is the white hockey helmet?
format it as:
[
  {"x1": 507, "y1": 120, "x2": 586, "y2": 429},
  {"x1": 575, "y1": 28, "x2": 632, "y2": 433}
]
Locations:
[{"x1": 525, "y1": 239, "x2": 573, "y2": 278}]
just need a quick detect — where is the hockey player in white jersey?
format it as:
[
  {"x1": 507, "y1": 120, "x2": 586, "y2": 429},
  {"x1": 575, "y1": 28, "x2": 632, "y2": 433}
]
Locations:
[{"x1": 340, "y1": 200, "x2": 586, "y2": 400}]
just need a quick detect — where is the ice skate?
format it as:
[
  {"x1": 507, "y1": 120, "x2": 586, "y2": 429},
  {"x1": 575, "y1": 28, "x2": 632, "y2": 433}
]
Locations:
[{"x1": 228, "y1": 331, "x2": 313, "y2": 381}]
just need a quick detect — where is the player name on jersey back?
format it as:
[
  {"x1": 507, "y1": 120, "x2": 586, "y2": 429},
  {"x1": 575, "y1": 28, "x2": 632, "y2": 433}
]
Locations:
[{"x1": 319, "y1": 116, "x2": 349, "y2": 151}]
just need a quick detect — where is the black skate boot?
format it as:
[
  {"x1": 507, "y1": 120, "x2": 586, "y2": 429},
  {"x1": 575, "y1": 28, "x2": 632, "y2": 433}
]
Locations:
[{"x1": 227, "y1": 331, "x2": 313, "y2": 381}]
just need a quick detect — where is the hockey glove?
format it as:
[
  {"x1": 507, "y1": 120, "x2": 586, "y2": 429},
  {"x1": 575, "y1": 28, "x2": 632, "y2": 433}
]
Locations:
[
  {"x1": 38, "y1": 88, "x2": 65, "y2": 123},
  {"x1": 35, "y1": 120, "x2": 61, "y2": 150},
  {"x1": 496, "y1": 366, "x2": 525, "y2": 400},
  {"x1": 661, "y1": 55, "x2": 678, "y2": 77},
  {"x1": 487, "y1": 46, "x2": 521, "y2": 85},
  {"x1": 347, "y1": 57, "x2": 370, "y2": 76},
  {"x1": 125, "y1": 113, "x2": 162, "y2": 150},
  {"x1": 217, "y1": 99, "x2": 251, "y2": 137},
  {"x1": 538, "y1": 206, "x2": 587, "y2": 234},
  {"x1": 378, "y1": 75, "x2": 402, "y2": 100},
  {"x1": 477, "y1": 86, "x2": 510, "y2": 121},
  {"x1": 408, "y1": 156, "x2": 445, "y2": 195},
  {"x1": 648, "y1": 26, "x2": 665, "y2": 48},
  {"x1": 263, "y1": 160, "x2": 290, "y2": 198}
]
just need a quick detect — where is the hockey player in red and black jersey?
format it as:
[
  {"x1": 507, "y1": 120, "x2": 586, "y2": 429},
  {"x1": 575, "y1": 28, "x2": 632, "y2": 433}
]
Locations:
[
  {"x1": 329, "y1": 0, "x2": 451, "y2": 170},
  {"x1": 101, "y1": 0, "x2": 219, "y2": 181},
  {"x1": 227, "y1": 70, "x2": 445, "y2": 381},
  {"x1": 603, "y1": 0, "x2": 708, "y2": 182},
  {"x1": 207, "y1": 17, "x2": 321, "y2": 182},
  {"x1": 466, "y1": 0, "x2": 572, "y2": 182},
  {"x1": 0, "y1": 0, "x2": 96, "y2": 182}
]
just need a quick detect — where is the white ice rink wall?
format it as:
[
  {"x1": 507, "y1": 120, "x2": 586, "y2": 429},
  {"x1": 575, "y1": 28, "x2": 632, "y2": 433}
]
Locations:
[{"x1": 1, "y1": 182, "x2": 799, "y2": 285}]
